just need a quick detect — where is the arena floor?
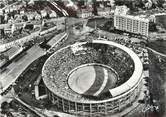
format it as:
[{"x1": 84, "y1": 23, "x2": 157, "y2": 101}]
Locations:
[{"x1": 68, "y1": 64, "x2": 118, "y2": 96}]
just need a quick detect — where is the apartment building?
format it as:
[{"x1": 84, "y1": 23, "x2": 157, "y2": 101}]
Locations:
[{"x1": 114, "y1": 14, "x2": 149, "y2": 36}]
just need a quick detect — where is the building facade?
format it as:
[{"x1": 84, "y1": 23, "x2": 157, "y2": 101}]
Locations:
[
  {"x1": 42, "y1": 40, "x2": 144, "y2": 116},
  {"x1": 114, "y1": 14, "x2": 149, "y2": 37},
  {"x1": 114, "y1": 5, "x2": 129, "y2": 15},
  {"x1": 77, "y1": 9, "x2": 93, "y2": 18},
  {"x1": 45, "y1": 83, "x2": 142, "y2": 116},
  {"x1": 97, "y1": 7, "x2": 112, "y2": 17}
]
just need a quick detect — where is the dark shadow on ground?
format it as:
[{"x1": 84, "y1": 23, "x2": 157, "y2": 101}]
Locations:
[
  {"x1": 147, "y1": 40, "x2": 166, "y2": 55},
  {"x1": 148, "y1": 51, "x2": 166, "y2": 117}
]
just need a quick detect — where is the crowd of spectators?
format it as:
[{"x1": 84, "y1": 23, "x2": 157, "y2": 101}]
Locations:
[
  {"x1": 114, "y1": 38, "x2": 143, "y2": 54},
  {"x1": 41, "y1": 28, "x2": 150, "y2": 103},
  {"x1": 78, "y1": 31, "x2": 145, "y2": 55},
  {"x1": 42, "y1": 42, "x2": 135, "y2": 102}
]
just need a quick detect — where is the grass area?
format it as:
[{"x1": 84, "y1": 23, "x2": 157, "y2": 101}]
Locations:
[
  {"x1": 87, "y1": 18, "x2": 110, "y2": 29},
  {"x1": 13, "y1": 55, "x2": 49, "y2": 109},
  {"x1": 148, "y1": 51, "x2": 166, "y2": 117},
  {"x1": 127, "y1": 50, "x2": 166, "y2": 117},
  {"x1": 68, "y1": 65, "x2": 117, "y2": 96},
  {"x1": 148, "y1": 40, "x2": 166, "y2": 54}
]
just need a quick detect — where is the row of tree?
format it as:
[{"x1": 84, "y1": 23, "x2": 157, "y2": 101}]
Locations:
[{"x1": 114, "y1": 0, "x2": 165, "y2": 10}]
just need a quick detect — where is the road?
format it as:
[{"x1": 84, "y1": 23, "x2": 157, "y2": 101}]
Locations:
[
  {"x1": 147, "y1": 47, "x2": 166, "y2": 58},
  {"x1": 0, "y1": 18, "x2": 66, "y2": 53},
  {"x1": 0, "y1": 0, "x2": 69, "y2": 94},
  {"x1": 0, "y1": 17, "x2": 65, "y2": 29},
  {"x1": 0, "y1": 31, "x2": 40, "y2": 52},
  {"x1": 0, "y1": 45, "x2": 46, "y2": 94}
]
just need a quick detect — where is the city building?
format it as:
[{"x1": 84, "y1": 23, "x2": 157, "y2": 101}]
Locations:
[
  {"x1": 96, "y1": 0, "x2": 111, "y2": 7},
  {"x1": 114, "y1": 14, "x2": 149, "y2": 37},
  {"x1": 114, "y1": 5, "x2": 129, "y2": 15},
  {"x1": 42, "y1": 40, "x2": 144, "y2": 116},
  {"x1": 114, "y1": 5, "x2": 149, "y2": 37},
  {"x1": 77, "y1": 8, "x2": 93, "y2": 18},
  {"x1": 97, "y1": 7, "x2": 112, "y2": 17}
]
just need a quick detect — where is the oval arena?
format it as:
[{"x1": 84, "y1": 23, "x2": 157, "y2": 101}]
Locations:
[{"x1": 42, "y1": 40, "x2": 143, "y2": 116}]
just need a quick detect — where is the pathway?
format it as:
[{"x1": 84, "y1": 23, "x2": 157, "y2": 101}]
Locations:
[
  {"x1": 0, "y1": 45, "x2": 46, "y2": 94},
  {"x1": 147, "y1": 47, "x2": 166, "y2": 58}
]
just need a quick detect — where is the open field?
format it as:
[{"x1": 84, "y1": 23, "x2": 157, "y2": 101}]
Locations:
[
  {"x1": 68, "y1": 64, "x2": 117, "y2": 96},
  {"x1": 148, "y1": 50, "x2": 166, "y2": 117},
  {"x1": 148, "y1": 40, "x2": 166, "y2": 54}
]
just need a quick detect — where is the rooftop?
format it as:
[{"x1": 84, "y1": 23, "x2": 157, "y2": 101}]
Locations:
[{"x1": 42, "y1": 40, "x2": 141, "y2": 103}]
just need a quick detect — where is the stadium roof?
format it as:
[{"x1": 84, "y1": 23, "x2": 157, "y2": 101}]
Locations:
[{"x1": 42, "y1": 40, "x2": 143, "y2": 103}]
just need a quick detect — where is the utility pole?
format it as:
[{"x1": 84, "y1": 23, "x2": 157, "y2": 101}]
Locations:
[
  {"x1": 65, "y1": 17, "x2": 67, "y2": 31},
  {"x1": 95, "y1": 19, "x2": 97, "y2": 30},
  {"x1": 0, "y1": 81, "x2": 3, "y2": 94},
  {"x1": 102, "y1": 0, "x2": 105, "y2": 7},
  {"x1": 92, "y1": 0, "x2": 98, "y2": 16}
]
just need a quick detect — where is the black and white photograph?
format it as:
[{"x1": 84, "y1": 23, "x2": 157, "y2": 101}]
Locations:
[{"x1": 0, "y1": 0, "x2": 166, "y2": 117}]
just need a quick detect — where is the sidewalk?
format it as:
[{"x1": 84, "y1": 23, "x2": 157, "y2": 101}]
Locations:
[
  {"x1": 0, "y1": 31, "x2": 40, "y2": 52},
  {"x1": 15, "y1": 97, "x2": 47, "y2": 117},
  {"x1": 147, "y1": 47, "x2": 166, "y2": 57}
]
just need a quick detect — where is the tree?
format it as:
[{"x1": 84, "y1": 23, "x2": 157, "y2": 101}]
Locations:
[
  {"x1": 1, "y1": 101, "x2": 9, "y2": 114},
  {"x1": 156, "y1": 0, "x2": 165, "y2": 8},
  {"x1": 109, "y1": 0, "x2": 115, "y2": 7},
  {"x1": 92, "y1": 0, "x2": 98, "y2": 15},
  {"x1": 149, "y1": 21, "x2": 157, "y2": 32}
]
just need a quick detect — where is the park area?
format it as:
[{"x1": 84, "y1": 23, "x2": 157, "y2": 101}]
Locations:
[{"x1": 148, "y1": 40, "x2": 166, "y2": 55}]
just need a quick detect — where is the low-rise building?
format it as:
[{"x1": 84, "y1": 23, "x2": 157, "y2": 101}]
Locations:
[
  {"x1": 97, "y1": 7, "x2": 112, "y2": 17},
  {"x1": 114, "y1": 5, "x2": 129, "y2": 15},
  {"x1": 77, "y1": 8, "x2": 93, "y2": 18}
]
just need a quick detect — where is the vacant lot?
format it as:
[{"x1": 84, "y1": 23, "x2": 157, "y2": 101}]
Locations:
[
  {"x1": 148, "y1": 40, "x2": 166, "y2": 54},
  {"x1": 148, "y1": 50, "x2": 166, "y2": 117}
]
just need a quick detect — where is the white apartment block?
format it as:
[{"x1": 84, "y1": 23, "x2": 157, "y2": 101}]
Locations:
[{"x1": 114, "y1": 14, "x2": 149, "y2": 37}]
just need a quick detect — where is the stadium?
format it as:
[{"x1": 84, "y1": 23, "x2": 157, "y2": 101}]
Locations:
[{"x1": 42, "y1": 40, "x2": 143, "y2": 116}]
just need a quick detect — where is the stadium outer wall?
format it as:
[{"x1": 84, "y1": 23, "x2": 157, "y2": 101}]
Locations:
[
  {"x1": 45, "y1": 82, "x2": 142, "y2": 116},
  {"x1": 42, "y1": 40, "x2": 144, "y2": 116}
]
